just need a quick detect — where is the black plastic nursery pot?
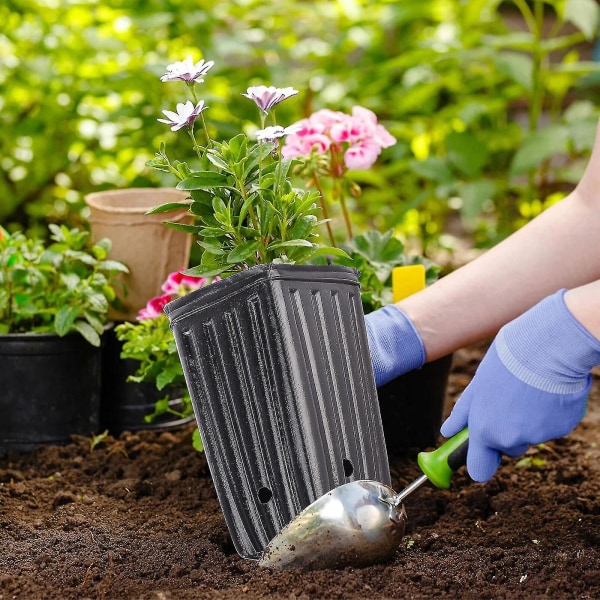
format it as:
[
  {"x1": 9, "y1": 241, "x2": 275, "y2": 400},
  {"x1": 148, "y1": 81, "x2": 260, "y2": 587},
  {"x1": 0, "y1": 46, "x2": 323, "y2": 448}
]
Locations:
[
  {"x1": 164, "y1": 263, "x2": 391, "y2": 560},
  {"x1": 100, "y1": 326, "x2": 194, "y2": 434},
  {"x1": 0, "y1": 332, "x2": 102, "y2": 454},
  {"x1": 377, "y1": 353, "x2": 453, "y2": 454}
]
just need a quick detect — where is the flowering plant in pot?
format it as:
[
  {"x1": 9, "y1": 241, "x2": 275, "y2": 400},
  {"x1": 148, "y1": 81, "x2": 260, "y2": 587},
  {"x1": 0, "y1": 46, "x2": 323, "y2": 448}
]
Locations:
[
  {"x1": 143, "y1": 55, "x2": 393, "y2": 561},
  {"x1": 281, "y1": 114, "x2": 453, "y2": 452},
  {"x1": 0, "y1": 223, "x2": 128, "y2": 453},
  {"x1": 147, "y1": 58, "x2": 344, "y2": 276},
  {"x1": 112, "y1": 270, "x2": 210, "y2": 447}
]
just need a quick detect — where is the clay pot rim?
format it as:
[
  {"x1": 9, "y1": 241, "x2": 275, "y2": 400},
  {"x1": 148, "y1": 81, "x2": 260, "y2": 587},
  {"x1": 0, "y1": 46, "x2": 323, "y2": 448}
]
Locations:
[{"x1": 84, "y1": 187, "x2": 190, "y2": 214}]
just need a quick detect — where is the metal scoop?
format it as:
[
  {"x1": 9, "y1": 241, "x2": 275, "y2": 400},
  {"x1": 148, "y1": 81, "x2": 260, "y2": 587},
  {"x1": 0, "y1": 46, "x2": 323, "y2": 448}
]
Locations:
[{"x1": 259, "y1": 428, "x2": 469, "y2": 570}]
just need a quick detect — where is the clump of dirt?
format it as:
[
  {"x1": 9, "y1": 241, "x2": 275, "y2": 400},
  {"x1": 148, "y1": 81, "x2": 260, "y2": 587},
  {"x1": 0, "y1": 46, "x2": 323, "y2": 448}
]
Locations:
[{"x1": 1, "y1": 342, "x2": 599, "y2": 599}]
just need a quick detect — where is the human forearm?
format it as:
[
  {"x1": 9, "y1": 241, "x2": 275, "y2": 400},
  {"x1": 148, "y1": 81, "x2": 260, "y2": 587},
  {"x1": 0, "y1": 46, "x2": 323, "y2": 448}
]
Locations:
[
  {"x1": 400, "y1": 189, "x2": 600, "y2": 361},
  {"x1": 565, "y1": 280, "x2": 600, "y2": 341},
  {"x1": 399, "y1": 120, "x2": 600, "y2": 361}
]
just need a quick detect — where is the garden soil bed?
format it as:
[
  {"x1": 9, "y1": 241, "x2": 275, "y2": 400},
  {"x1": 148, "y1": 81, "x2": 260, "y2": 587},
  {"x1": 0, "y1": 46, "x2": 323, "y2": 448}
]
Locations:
[{"x1": 1, "y1": 341, "x2": 599, "y2": 599}]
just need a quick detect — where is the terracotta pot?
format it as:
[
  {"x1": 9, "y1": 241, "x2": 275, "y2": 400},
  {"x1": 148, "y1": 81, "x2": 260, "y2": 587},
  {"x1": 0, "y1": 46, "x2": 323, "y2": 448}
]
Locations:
[
  {"x1": 85, "y1": 188, "x2": 193, "y2": 321},
  {"x1": 164, "y1": 263, "x2": 390, "y2": 560},
  {"x1": 377, "y1": 353, "x2": 453, "y2": 454}
]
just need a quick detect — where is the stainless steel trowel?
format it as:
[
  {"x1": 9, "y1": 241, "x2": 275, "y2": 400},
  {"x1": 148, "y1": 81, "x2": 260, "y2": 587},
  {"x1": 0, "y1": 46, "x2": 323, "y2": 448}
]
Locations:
[{"x1": 259, "y1": 428, "x2": 469, "y2": 570}]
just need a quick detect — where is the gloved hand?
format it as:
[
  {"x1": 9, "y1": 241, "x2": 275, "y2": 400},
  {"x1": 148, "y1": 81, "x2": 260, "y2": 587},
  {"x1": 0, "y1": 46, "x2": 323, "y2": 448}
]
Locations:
[
  {"x1": 441, "y1": 289, "x2": 600, "y2": 482},
  {"x1": 365, "y1": 305, "x2": 426, "y2": 387}
]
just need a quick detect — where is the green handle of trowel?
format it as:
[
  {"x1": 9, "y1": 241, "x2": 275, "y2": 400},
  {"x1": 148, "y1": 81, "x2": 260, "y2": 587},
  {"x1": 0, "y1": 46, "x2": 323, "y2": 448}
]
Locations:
[{"x1": 417, "y1": 428, "x2": 469, "y2": 489}]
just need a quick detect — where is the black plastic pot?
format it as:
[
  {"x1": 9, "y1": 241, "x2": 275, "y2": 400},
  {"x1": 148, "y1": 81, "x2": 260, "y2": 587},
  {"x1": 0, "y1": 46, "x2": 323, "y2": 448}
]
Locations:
[
  {"x1": 0, "y1": 332, "x2": 102, "y2": 454},
  {"x1": 377, "y1": 353, "x2": 453, "y2": 454},
  {"x1": 164, "y1": 263, "x2": 390, "y2": 560},
  {"x1": 100, "y1": 326, "x2": 194, "y2": 434}
]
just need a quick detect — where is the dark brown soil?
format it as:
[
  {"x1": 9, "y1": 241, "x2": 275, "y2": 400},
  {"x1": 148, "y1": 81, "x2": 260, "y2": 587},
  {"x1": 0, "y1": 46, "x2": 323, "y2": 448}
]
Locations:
[{"x1": 1, "y1": 342, "x2": 599, "y2": 599}]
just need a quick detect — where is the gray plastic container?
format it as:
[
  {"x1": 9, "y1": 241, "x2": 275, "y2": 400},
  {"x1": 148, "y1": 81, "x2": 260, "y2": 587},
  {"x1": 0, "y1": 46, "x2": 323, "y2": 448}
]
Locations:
[{"x1": 164, "y1": 263, "x2": 390, "y2": 560}]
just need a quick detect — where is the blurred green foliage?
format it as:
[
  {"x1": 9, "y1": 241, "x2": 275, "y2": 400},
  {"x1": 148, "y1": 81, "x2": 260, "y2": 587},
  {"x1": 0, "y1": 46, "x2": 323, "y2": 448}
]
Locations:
[{"x1": 1, "y1": 0, "x2": 599, "y2": 253}]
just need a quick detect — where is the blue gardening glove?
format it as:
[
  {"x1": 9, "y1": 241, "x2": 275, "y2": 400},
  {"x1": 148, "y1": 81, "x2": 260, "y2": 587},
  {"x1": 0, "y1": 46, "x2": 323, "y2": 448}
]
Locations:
[
  {"x1": 365, "y1": 305, "x2": 426, "y2": 387},
  {"x1": 441, "y1": 289, "x2": 600, "y2": 483}
]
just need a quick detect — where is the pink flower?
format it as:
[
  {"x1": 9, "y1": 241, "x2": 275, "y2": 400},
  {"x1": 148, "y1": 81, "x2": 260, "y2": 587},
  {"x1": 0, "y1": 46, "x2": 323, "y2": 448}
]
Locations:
[
  {"x1": 281, "y1": 105, "x2": 395, "y2": 167},
  {"x1": 137, "y1": 294, "x2": 174, "y2": 321},
  {"x1": 160, "y1": 57, "x2": 214, "y2": 83},
  {"x1": 242, "y1": 86, "x2": 299, "y2": 114},
  {"x1": 281, "y1": 132, "x2": 331, "y2": 159},
  {"x1": 307, "y1": 109, "x2": 346, "y2": 131},
  {"x1": 157, "y1": 100, "x2": 207, "y2": 131},
  {"x1": 373, "y1": 124, "x2": 397, "y2": 149},
  {"x1": 329, "y1": 118, "x2": 364, "y2": 145},
  {"x1": 343, "y1": 139, "x2": 382, "y2": 170},
  {"x1": 161, "y1": 271, "x2": 207, "y2": 295}
]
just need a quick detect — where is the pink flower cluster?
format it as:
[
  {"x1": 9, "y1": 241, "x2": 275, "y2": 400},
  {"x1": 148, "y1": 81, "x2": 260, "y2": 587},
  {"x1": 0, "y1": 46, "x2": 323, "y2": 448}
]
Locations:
[
  {"x1": 281, "y1": 106, "x2": 396, "y2": 171},
  {"x1": 136, "y1": 271, "x2": 209, "y2": 320}
]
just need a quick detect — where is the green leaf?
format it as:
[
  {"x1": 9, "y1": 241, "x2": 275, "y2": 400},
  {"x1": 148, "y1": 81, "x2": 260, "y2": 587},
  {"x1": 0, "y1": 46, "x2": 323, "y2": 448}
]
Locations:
[
  {"x1": 73, "y1": 320, "x2": 101, "y2": 347},
  {"x1": 144, "y1": 395, "x2": 171, "y2": 422},
  {"x1": 161, "y1": 221, "x2": 201, "y2": 234},
  {"x1": 83, "y1": 311, "x2": 104, "y2": 333},
  {"x1": 184, "y1": 264, "x2": 228, "y2": 278},
  {"x1": 189, "y1": 189, "x2": 214, "y2": 205},
  {"x1": 145, "y1": 202, "x2": 190, "y2": 215},
  {"x1": 353, "y1": 229, "x2": 406, "y2": 263},
  {"x1": 212, "y1": 196, "x2": 228, "y2": 215},
  {"x1": 484, "y1": 31, "x2": 535, "y2": 52},
  {"x1": 409, "y1": 157, "x2": 454, "y2": 183},
  {"x1": 226, "y1": 240, "x2": 260, "y2": 263},
  {"x1": 97, "y1": 260, "x2": 129, "y2": 273},
  {"x1": 445, "y1": 131, "x2": 489, "y2": 178},
  {"x1": 177, "y1": 172, "x2": 231, "y2": 190},
  {"x1": 192, "y1": 428, "x2": 204, "y2": 453},
  {"x1": 310, "y1": 246, "x2": 351, "y2": 260},
  {"x1": 495, "y1": 52, "x2": 533, "y2": 92},
  {"x1": 190, "y1": 201, "x2": 217, "y2": 219},
  {"x1": 509, "y1": 126, "x2": 570, "y2": 175},
  {"x1": 457, "y1": 180, "x2": 498, "y2": 224},
  {"x1": 60, "y1": 273, "x2": 80, "y2": 290},
  {"x1": 63, "y1": 249, "x2": 97, "y2": 265},
  {"x1": 54, "y1": 305, "x2": 80, "y2": 336},
  {"x1": 196, "y1": 240, "x2": 226, "y2": 255},
  {"x1": 560, "y1": 0, "x2": 600, "y2": 40},
  {"x1": 267, "y1": 239, "x2": 314, "y2": 251},
  {"x1": 274, "y1": 158, "x2": 292, "y2": 190},
  {"x1": 156, "y1": 362, "x2": 182, "y2": 390},
  {"x1": 238, "y1": 192, "x2": 257, "y2": 227},
  {"x1": 205, "y1": 151, "x2": 229, "y2": 172},
  {"x1": 227, "y1": 133, "x2": 248, "y2": 162}
]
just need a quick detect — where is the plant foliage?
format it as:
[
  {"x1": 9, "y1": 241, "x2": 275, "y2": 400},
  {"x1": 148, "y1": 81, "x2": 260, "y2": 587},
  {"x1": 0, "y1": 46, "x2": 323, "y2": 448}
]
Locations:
[
  {"x1": 0, "y1": 224, "x2": 128, "y2": 345},
  {"x1": 2, "y1": 0, "x2": 600, "y2": 253}
]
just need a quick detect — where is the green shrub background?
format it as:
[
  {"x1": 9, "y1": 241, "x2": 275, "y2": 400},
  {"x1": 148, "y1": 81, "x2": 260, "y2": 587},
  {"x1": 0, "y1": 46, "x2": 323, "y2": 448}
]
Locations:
[{"x1": 2, "y1": 0, "x2": 599, "y2": 255}]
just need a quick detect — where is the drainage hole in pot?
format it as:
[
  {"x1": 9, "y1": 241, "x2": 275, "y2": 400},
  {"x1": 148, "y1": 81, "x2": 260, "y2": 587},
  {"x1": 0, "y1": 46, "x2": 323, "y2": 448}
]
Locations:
[
  {"x1": 258, "y1": 487, "x2": 273, "y2": 503},
  {"x1": 343, "y1": 458, "x2": 354, "y2": 477}
]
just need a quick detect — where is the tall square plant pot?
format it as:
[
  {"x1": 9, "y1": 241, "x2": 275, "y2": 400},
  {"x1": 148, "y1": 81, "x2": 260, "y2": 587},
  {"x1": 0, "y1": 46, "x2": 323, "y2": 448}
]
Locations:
[
  {"x1": 84, "y1": 188, "x2": 193, "y2": 321},
  {"x1": 377, "y1": 353, "x2": 453, "y2": 454},
  {"x1": 164, "y1": 264, "x2": 391, "y2": 560},
  {"x1": 0, "y1": 333, "x2": 102, "y2": 455}
]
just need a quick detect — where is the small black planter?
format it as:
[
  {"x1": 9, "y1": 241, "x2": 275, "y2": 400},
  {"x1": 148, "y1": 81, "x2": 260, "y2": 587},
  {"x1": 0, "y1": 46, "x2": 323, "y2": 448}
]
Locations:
[
  {"x1": 100, "y1": 327, "x2": 194, "y2": 434},
  {"x1": 377, "y1": 353, "x2": 453, "y2": 454},
  {"x1": 0, "y1": 332, "x2": 102, "y2": 454},
  {"x1": 164, "y1": 263, "x2": 390, "y2": 560}
]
